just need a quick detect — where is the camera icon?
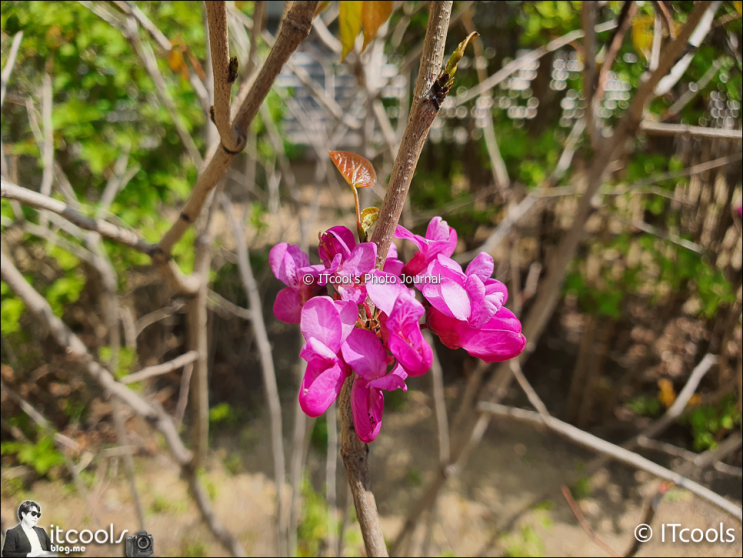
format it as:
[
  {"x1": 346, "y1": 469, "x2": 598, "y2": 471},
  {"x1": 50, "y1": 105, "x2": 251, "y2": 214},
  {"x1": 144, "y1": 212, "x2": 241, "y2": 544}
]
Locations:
[{"x1": 125, "y1": 530, "x2": 154, "y2": 557}]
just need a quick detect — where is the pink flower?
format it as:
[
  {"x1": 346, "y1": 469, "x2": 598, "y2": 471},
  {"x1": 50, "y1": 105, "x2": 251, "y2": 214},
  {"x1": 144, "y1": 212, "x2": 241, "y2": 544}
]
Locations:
[
  {"x1": 318, "y1": 226, "x2": 356, "y2": 268},
  {"x1": 341, "y1": 328, "x2": 408, "y2": 443},
  {"x1": 321, "y1": 225, "x2": 404, "y2": 276},
  {"x1": 383, "y1": 243, "x2": 404, "y2": 276},
  {"x1": 298, "y1": 297, "x2": 358, "y2": 417},
  {"x1": 395, "y1": 217, "x2": 458, "y2": 276},
  {"x1": 420, "y1": 253, "x2": 508, "y2": 329},
  {"x1": 324, "y1": 242, "x2": 377, "y2": 304},
  {"x1": 270, "y1": 243, "x2": 326, "y2": 324},
  {"x1": 427, "y1": 305, "x2": 526, "y2": 363}
]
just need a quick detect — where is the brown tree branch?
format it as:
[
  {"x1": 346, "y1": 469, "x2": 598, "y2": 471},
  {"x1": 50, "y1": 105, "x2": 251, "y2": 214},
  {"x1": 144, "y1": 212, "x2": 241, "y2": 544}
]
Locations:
[
  {"x1": 1, "y1": 179, "x2": 198, "y2": 294},
  {"x1": 335, "y1": 4, "x2": 454, "y2": 556},
  {"x1": 205, "y1": 2, "x2": 242, "y2": 151},
  {"x1": 157, "y1": 0, "x2": 318, "y2": 257}
]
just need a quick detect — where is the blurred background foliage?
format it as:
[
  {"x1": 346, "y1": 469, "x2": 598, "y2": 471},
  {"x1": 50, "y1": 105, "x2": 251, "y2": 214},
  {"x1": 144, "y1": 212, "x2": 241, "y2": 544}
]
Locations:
[{"x1": 1, "y1": 1, "x2": 742, "y2": 555}]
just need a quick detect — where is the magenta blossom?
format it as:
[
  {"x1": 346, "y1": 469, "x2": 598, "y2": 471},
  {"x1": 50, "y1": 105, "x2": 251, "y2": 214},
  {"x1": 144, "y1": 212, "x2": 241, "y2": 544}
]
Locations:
[
  {"x1": 383, "y1": 290, "x2": 432, "y2": 376},
  {"x1": 298, "y1": 296, "x2": 358, "y2": 417},
  {"x1": 420, "y1": 253, "x2": 507, "y2": 329},
  {"x1": 341, "y1": 328, "x2": 408, "y2": 443},
  {"x1": 320, "y1": 225, "x2": 404, "y2": 276},
  {"x1": 324, "y1": 242, "x2": 377, "y2": 304},
  {"x1": 395, "y1": 217, "x2": 458, "y2": 276},
  {"x1": 366, "y1": 274, "x2": 432, "y2": 376},
  {"x1": 428, "y1": 305, "x2": 526, "y2": 363},
  {"x1": 270, "y1": 243, "x2": 326, "y2": 324}
]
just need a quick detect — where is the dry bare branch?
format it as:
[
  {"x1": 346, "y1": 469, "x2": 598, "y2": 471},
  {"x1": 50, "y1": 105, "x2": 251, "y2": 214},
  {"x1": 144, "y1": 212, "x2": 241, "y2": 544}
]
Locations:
[
  {"x1": 119, "y1": 351, "x2": 200, "y2": 384},
  {"x1": 0, "y1": 250, "x2": 247, "y2": 556},
  {"x1": 1, "y1": 31, "x2": 23, "y2": 110},
  {"x1": 477, "y1": 402, "x2": 742, "y2": 520},
  {"x1": 222, "y1": 194, "x2": 287, "y2": 556},
  {"x1": 157, "y1": 1, "x2": 318, "y2": 257}
]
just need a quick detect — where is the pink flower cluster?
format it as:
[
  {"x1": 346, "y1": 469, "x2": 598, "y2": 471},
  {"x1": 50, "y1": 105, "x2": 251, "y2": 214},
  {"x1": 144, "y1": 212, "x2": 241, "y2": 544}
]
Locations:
[{"x1": 270, "y1": 217, "x2": 526, "y2": 442}]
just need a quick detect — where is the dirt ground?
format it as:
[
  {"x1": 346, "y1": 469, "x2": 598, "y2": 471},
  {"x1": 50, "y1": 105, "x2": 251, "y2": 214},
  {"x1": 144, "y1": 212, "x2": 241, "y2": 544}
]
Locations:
[{"x1": 2, "y1": 382, "x2": 741, "y2": 557}]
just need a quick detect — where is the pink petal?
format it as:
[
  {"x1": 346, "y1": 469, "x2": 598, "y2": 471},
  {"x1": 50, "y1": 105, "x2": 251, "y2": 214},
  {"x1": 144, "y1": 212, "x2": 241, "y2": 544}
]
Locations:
[
  {"x1": 274, "y1": 288, "x2": 302, "y2": 324},
  {"x1": 269, "y1": 243, "x2": 309, "y2": 287},
  {"x1": 351, "y1": 377, "x2": 384, "y2": 443},
  {"x1": 427, "y1": 307, "x2": 463, "y2": 350},
  {"x1": 465, "y1": 252, "x2": 495, "y2": 281},
  {"x1": 341, "y1": 328, "x2": 387, "y2": 380},
  {"x1": 465, "y1": 274, "x2": 497, "y2": 329},
  {"x1": 383, "y1": 243, "x2": 404, "y2": 276},
  {"x1": 300, "y1": 296, "x2": 342, "y2": 352},
  {"x1": 336, "y1": 242, "x2": 377, "y2": 278},
  {"x1": 425, "y1": 216, "x2": 450, "y2": 242},
  {"x1": 366, "y1": 271, "x2": 408, "y2": 316},
  {"x1": 482, "y1": 307, "x2": 523, "y2": 333},
  {"x1": 299, "y1": 360, "x2": 347, "y2": 417},
  {"x1": 386, "y1": 291, "x2": 432, "y2": 375},
  {"x1": 368, "y1": 363, "x2": 408, "y2": 391},
  {"x1": 336, "y1": 283, "x2": 367, "y2": 305},
  {"x1": 394, "y1": 225, "x2": 427, "y2": 253},
  {"x1": 422, "y1": 279, "x2": 471, "y2": 321},
  {"x1": 335, "y1": 299, "x2": 359, "y2": 343},
  {"x1": 319, "y1": 226, "x2": 355, "y2": 267},
  {"x1": 459, "y1": 329, "x2": 527, "y2": 363},
  {"x1": 484, "y1": 279, "x2": 508, "y2": 308}
]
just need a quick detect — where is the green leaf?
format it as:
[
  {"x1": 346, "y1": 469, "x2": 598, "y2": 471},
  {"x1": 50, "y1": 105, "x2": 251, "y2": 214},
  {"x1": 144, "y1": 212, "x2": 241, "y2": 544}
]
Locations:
[
  {"x1": 360, "y1": 206, "x2": 379, "y2": 236},
  {"x1": 444, "y1": 31, "x2": 479, "y2": 81},
  {"x1": 339, "y1": 1, "x2": 363, "y2": 62}
]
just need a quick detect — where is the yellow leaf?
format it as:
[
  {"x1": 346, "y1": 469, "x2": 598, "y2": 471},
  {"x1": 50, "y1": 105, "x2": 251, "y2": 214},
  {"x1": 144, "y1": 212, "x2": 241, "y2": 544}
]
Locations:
[
  {"x1": 329, "y1": 151, "x2": 377, "y2": 189},
  {"x1": 632, "y1": 14, "x2": 654, "y2": 61},
  {"x1": 168, "y1": 49, "x2": 190, "y2": 80},
  {"x1": 735, "y1": 1, "x2": 742, "y2": 16},
  {"x1": 314, "y1": 0, "x2": 331, "y2": 18},
  {"x1": 339, "y1": 1, "x2": 363, "y2": 62},
  {"x1": 658, "y1": 378, "x2": 676, "y2": 409},
  {"x1": 362, "y1": 1, "x2": 394, "y2": 52}
]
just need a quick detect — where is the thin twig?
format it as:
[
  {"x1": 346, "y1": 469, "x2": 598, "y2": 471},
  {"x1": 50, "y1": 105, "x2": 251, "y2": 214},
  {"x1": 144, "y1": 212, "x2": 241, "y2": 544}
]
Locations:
[
  {"x1": 0, "y1": 251, "x2": 247, "y2": 556},
  {"x1": 119, "y1": 351, "x2": 200, "y2": 384},
  {"x1": 639, "y1": 120, "x2": 743, "y2": 142},
  {"x1": 454, "y1": 21, "x2": 618, "y2": 107},
  {"x1": 1, "y1": 31, "x2": 23, "y2": 110},
  {"x1": 157, "y1": 1, "x2": 318, "y2": 257},
  {"x1": 477, "y1": 402, "x2": 742, "y2": 520},
  {"x1": 561, "y1": 486, "x2": 621, "y2": 557},
  {"x1": 425, "y1": 330, "x2": 451, "y2": 465},
  {"x1": 222, "y1": 194, "x2": 287, "y2": 556}
]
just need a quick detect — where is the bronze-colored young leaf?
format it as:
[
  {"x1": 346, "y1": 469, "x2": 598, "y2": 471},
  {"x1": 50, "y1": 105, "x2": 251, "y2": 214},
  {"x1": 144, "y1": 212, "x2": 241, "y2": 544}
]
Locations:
[
  {"x1": 339, "y1": 1, "x2": 363, "y2": 62},
  {"x1": 329, "y1": 151, "x2": 377, "y2": 189},
  {"x1": 444, "y1": 31, "x2": 479, "y2": 80},
  {"x1": 360, "y1": 206, "x2": 379, "y2": 235},
  {"x1": 362, "y1": 1, "x2": 394, "y2": 51}
]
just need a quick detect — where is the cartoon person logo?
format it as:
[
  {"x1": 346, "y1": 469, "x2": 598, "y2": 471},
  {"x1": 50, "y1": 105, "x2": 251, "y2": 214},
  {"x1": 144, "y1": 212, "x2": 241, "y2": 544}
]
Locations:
[{"x1": 1, "y1": 501, "x2": 54, "y2": 557}]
